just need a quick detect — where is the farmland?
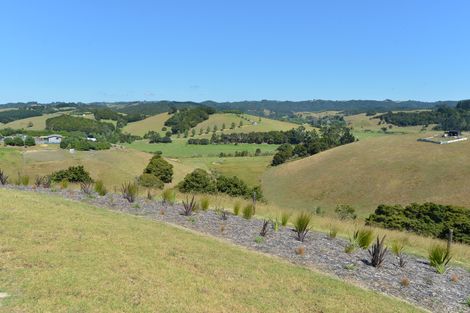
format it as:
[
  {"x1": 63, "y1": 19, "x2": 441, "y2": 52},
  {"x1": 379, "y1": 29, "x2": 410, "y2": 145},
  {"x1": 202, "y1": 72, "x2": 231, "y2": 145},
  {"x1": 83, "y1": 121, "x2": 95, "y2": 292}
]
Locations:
[{"x1": 122, "y1": 112, "x2": 170, "y2": 136}]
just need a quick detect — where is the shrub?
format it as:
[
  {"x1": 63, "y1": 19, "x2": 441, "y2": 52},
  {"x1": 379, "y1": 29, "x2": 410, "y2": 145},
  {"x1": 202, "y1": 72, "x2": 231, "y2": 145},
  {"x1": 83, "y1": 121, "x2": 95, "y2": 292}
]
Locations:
[
  {"x1": 259, "y1": 220, "x2": 269, "y2": 237},
  {"x1": 60, "y1": 179, "x2": 69, "y2": 189},
  {"x1": 400, "y1": 276, "x2": 410, "y2": 287},
  {"x1": 335, "y1": 204, "x2": 357, "y2": 220},
  {"x1": 80, "y1": 181, "x2": 93, "y2": 195},
  {"x1": 281, "y1": 212, "x2": 290, "y2": 226},
  {"x1": 182, "y1": 195, "x2": 197, "y2": 216},
  {"x1": 34, "y1": 175, "x2": 52, "y2": 188},
  {"x1": 295, "y1": 246, "x2": 305, "y2": 255},
  {"x1": 294, "y1": 212, "x2": 312, "y2": 242},
  {"x1": 15, "y1": 173, "x2": 29, "y2": 186},
  {"x1": 178, "y1": 169, "x2": 217, "y2": 194},
  {"x1": 242, "y1": 204, "x2": 254, "y2": 219},
  {"x1": 254, "y1": 236, "x2": 264, "y2": 244},
  {"x1": 216, "y1": 175, "x2": 250, "y2": 198},
  {"x1": 24, "y1": 136, "x2": 35, "y2": 146},
  {"x1": 121, "y1": 181, "x2": 139, "y2": 203},
  {"x1": 391, "y1": 239, "x2": 407, "y2": 268},
  {"x1": 428, "y1": 244, "x2": 452, "y2": 274},
  {"x1": 200, "y1": 197, "x2": 210, "y2": 211},
  {"x1": 368, "y1": 236, "x2": 388, "y2": 267},
  {"x1": 328, "y1": 225, "x2": 338, "y2": 239},
  {"x1": 355, "y1": 228, "x2": 374, "y2": 249},
  {"x1": 464, "y1": 296, "x2": 470, "y2": 308},
  {"x1": 51, "y1": 165, "x2": 92, "y2": 183},
  {"x1": 138, "y1": 173, "x2": 164, "y2": 189},
  {"x1": 0, "y1": 169, "x2": 8, "y2": 185},
  {"x1": 162, "y1": 188, "x2": 176, "y2": 204},
  {"x1": 233, "y1": 201, "x2": 241, "y2": 215},
  {"x1": 94, "y1": 180, "x2": 107, "y2": 196},
  {"x1": 143, "y1": 154, "x2": 173, "y2": 183}
]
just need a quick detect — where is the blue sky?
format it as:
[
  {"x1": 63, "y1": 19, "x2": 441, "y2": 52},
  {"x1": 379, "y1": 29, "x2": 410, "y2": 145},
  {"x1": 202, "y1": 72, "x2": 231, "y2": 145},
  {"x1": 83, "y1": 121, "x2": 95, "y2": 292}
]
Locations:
[{"x1": 0, "y1": 0, "x2": 468, "y2": 103}]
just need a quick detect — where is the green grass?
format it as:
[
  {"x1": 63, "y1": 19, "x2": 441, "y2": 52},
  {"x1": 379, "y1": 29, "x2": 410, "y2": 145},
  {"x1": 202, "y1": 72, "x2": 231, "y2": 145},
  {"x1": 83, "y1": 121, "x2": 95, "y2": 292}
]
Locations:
[
  {"x1": 126, "y1": 138, "x2": 279, "y2": 158},
  {"x1": 0, "y1": 189, "x2": 423, "y2": 313}
]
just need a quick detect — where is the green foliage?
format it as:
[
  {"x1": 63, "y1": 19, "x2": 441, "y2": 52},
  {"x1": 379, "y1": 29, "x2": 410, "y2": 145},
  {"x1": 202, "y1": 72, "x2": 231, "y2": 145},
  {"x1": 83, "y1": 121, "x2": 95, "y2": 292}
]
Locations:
[
  {"x1": 328, "y1": 225, "x2": 338, "y2": 239},
  {"x1": 254, "y1": 236, "x2": 264, "y2": 244},
  {"x1": 0, "y1": 108, "x2": 42, "y2": 123},
  {"x1": 143, "y1": 155, "x2": 173, "y2": 183},
  {"x1": 51, "y1": 165, "x2": 93, "y2": 183},
  {"x1": 164, "y1": 106, "x2": 216, "y2": 134},
  {"x1": 281, "y1": 212, "x2": 290, "y2": 226},
  {"x1": 242, "y1": 204, "x2": 254, "y2": 219},
  {"x1": 366, "y1": 202, "x2": 470, "y2": 244},
  {"x1": 60, "y1": 137, "x2": 111, "y2": 151},
  {"x1": 428, "y1": 244, "x2": 452, "y2": 274},
  {"x1": 4, "y1": 136, "x2": 24, "y2": 146},
  {"x1": 354, "y1": 228, "x2": 374, "y2": 249},
  {"x1": 200, "y1": 197, "x2": 210, "y2": 211},
  {"x1": 60, "y1": 179, "x2": 69, "y2": 189},
  {"x1": 391, "y1": 239, "x2": 407, "y2": 267},
  {"x1": 178, "y1": 169, "x2": 217, "y2": 194},
  {"x1": 46, "y1": 114, "x2": 115, "y2": 134},
  {"x1": 335, "y1": 204, "x2": 357, "y2": 220},
  {"x1": 138, "y1": 173, "x2": 164, "y2": 188},
  {"x1": 121, "y1": 181, "x2": 139, "y2": 203},
  {"x1": 368, "y1": 236, "x2": 388, "y2": 268},
  {"x1": 216, "y1": 175, "x2": 250, "y2": 197},
  {"x1": 233, "y1": 201, "x2": 241, "y2": 215},
  {"x1": 294, "y1": 212, "x2": 312, "y2": 242},
  {"x1": 161, "y1": 188, "x2": 176, "y2": 204},
  {"x1": 24, "y1": 136, "x2": 36, "y2": 146},
  {"x1": 94, "y1": 180, "x2": 107, "y2": 196},
  {"x1": 15, "y1": 173, "x2": 29, "y2": 186}
]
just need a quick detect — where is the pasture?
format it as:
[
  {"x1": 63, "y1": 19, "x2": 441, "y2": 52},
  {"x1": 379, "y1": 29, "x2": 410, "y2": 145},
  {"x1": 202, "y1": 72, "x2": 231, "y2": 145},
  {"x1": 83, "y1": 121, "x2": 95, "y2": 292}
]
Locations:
[
  {"x1": 0, "y1": 112, "x2": 63, "y2": 130},
  {"x1": 122, "y1": 112, "x2": 170, "y2": 136}
]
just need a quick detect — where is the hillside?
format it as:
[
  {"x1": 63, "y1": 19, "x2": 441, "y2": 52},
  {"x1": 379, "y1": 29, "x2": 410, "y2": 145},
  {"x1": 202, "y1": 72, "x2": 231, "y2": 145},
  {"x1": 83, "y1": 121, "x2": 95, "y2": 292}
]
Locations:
[
  {"x1": 0, "y1": 112, "x2": 63, "y2": 130},
  {"x1": 262, "y1": 132, "x2": 470, "y2": 216},
  {"x1": 0, "y1": 188, "x2": 423, "y2": 312},
  {"x1": 122, "y1": 112, "x2": 170, "y2": 136}
]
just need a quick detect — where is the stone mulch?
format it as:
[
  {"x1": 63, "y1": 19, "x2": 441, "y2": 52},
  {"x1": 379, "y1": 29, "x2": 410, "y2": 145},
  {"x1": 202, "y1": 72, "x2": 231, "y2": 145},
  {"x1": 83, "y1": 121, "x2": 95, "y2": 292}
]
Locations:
[{"x1": 2, "y1": 185, "x2": 470, "y2": 313}]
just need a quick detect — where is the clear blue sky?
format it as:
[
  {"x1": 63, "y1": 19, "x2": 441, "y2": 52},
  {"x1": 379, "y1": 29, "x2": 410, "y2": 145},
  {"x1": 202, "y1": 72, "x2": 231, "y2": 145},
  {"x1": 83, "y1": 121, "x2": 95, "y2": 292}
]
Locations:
[{"x1": 0, "y1": 0, "x2": 468, "y2": 103}]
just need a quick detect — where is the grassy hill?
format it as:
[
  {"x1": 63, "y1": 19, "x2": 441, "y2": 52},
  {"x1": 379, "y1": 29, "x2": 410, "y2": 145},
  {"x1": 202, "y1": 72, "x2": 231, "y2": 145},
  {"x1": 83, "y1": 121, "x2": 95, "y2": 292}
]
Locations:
[
  {"x1": 122, "y1": 112, "x2": 171, "y2": 136},
  {"x1": 262, "y1": 132, "x2": 470, "y2": 216},
  {"x1": 0, "y1": 112, "x2": 63, "y2": 130},
  {"x1": 0, "y1": 189, "x2": 423, "y2": 313}
]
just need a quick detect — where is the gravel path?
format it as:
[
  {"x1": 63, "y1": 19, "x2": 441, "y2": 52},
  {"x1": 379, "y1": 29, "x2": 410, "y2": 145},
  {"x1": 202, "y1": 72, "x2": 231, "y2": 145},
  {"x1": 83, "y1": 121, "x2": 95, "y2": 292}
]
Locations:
[{"x1": 3, "y1": 186, "x2": 470, "y2": 313}]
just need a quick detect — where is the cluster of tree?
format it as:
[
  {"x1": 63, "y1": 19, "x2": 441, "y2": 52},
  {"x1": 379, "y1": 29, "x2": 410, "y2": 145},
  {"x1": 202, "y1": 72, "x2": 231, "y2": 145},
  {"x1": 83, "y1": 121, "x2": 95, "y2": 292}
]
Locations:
[
  {"x1": 164, "y1": 106, "x2": 216, "y2": 134},
  {"x1": 366, "y1": 202, "x2": 470, "y2": 244},
  {"x1": 378, "y1": 100, "x2": 470, "y2": 131},
  {"x1": 0, "y1": 108, "x2": 43, "y2": 123},
  {"x1": 178, "y1": 169, "x2": 263, "y2": 200},
  {"x1": 218, "y1": 149, "x2": 267, "y2": 158},
  {"x1": 51, "y1": 165, "x2": 93, "y2": 183},
  {"x1": 3, "y1": 136, "x2": 35, "y2": 147},
  {"x1": 187, "y1": 138, "x2": 210, "y2": 145},
  {"x1": 308, "y1": 115, "x2": 346, "y2": 128},
  {"x1": 92, "y1": 107, "x2": 145, "y2": 128},
  {"x1": 144, "y1": 131, "x2": 172, "y2": 143},
  {"x1": 60, "y1": 137, "x2": 111, "y2": 151},
  {"x1": 138, "y1": 154, "x2": 173, "y2": 189},
  {"x1": 271, "y1": 126, "x2": 356, "y2": 165},
  {"x1": 46, "y1": 115, "x2": 115, "y2": 134}
]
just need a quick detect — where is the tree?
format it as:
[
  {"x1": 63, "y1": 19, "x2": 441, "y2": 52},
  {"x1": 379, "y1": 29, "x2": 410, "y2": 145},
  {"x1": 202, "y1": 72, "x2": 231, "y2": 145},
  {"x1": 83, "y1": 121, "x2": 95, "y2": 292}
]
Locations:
[
  {"x1": 335, "y1": 204, "x2": 357, "y2": 220},
  {"x1": 24, "y1": 136, "x2": 35, "y2": 146},
  {"x1": 205, "y1": 126, "x2": 210, "y2": 134},
  {"x1": 239, "y1": 120, "x2": 243, "y2": 128},
  {"x1": 213, "y1": 125, "x2": 218, "y2": 133},
  {"x1": 199, "y1": 128, "x2": 203, "y2": 135},
  {"x1": 222, "y1": 123, "x2": 226, "y2": 130},
  {"x1": 230, "y1": 122, "x2": 236, "y2": 129},
  {"x1": 13, "y1": 137, "x2": 24, "y2": 146},
  {"x1": 178, "y1": 169, "x2": 217, "y2": 193},
  {"x1": 143, "y1": 155, "x2": 173, "y2": 183}
]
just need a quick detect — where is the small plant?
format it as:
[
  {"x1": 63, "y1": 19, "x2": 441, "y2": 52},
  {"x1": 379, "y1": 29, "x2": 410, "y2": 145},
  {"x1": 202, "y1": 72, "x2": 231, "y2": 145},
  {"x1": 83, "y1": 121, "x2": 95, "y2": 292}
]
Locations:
[
  {"x1": 400, "y1": 276, "x2": 410, "y2": 287},
  {"x1": 281, "y1": 212, "x2": 290, "y2": 226},
  {"x1": 328, "y1": 225, "x2": 338, "y2": 239},
  {"x1": 368, "y1": 235, "x2": 388, "y2": 268},
  {"x1": 220, "y1": 224, "x2": 225, "y2": 233},
  {"x1": 391, "y1": 239, "x2": 407, "y2": 268},
  {"x1": 254, "y1": 236, "x2": 264, "y2": 244},
  {"x1": 0, "y1": 169, "x2": 8, "y2": 185},
  {"x1": 80, "y1": 181, "x2": 94, "y2": 195},
  {"x1": 344, "y1": 244, "x2": 356, "y2": 254},
  {"x1": 233, "y1": 201, "x2": 241, "y2": 215},
  {"x1": 216, "y1": 207, "x2": 228, "y2": 220},
  {"x1": 294, "y1": 212, "x2": 312, "y2": 242},
  {"x1": 161, "y1": 188, "x2": 176, "y2": 205},
  {"x1": 354, "y1": 228, "x2": 374, "y2": 249},
  {"x1": 428, "y1": 244, "x2": 452, "y2": 274},
  {"x1": 60, "y1": 179, "x2": 69, "y2": 189},
  {"x1": 94, "y1": 180, "x2": 107, "y2": 196},
  {"x1": 242, "y1": 204, "x2": 254, "y2": 219},
  {"x1": 450, "y1": 274, "x2": 459, "y2": 283},
  {"x1": 146, "y1": 189, "x2": 153, "y2": 200},
  {"x1": 259, "y1": 220, "x2": 269, "y2": 237},
  {"x1": 34, "y1": 176, "x2": 43, "y2": 187},
  {"x1": 271, "y1": 218, "x2": 280, "y2": 232},
  {"x1": 464, "y1": 296, "x2": 470, "y2": 308},
  {"x1": 121, "y1": 181, "x2": 139, "y2": 203},
  {"x1": 295, "y1": 246, "x2": 305, "y2": 256},
  {"x1": 15, "y1": 173, "x2": 29, "y2": 186},
  {"x1": 343, "y1": 263, "x2": 356, "y2": 271},
  {"x1": 200, "y1": 197, "x2": 210, "y2": 211},
  {"x1": 182, "y1": 195, "x2": 197, "y2": 216}
]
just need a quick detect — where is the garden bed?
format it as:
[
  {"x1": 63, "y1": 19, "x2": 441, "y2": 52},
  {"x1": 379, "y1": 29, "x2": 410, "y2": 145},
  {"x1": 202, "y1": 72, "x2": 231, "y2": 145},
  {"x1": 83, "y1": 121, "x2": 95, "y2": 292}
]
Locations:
[{"x1": 3, "y1": 185, "x2": 470, "y2": 313}]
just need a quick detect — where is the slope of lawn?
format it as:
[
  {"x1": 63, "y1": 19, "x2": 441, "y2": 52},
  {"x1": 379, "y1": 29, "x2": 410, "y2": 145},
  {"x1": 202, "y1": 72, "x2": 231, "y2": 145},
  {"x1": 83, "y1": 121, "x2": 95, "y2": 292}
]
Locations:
[
  {"x1": 0, "y1": 189, "x2": 423, "y2": 313},
  {"x1": 0, "y1": 112, "x2": 63, "y2": 130},
  {"x1": 122, "y1": 112, "x2": 171, "y2": 136},
  {"x1": 262, "y1": 132, "x2": 470, "y2": 216}
]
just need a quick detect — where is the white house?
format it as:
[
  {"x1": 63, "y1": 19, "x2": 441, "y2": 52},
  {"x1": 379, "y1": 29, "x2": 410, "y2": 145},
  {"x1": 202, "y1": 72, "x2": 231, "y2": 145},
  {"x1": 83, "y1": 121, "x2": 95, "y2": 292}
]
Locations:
[{"x1": 36, "y1": 134, "x2": 63, "y2": 144}]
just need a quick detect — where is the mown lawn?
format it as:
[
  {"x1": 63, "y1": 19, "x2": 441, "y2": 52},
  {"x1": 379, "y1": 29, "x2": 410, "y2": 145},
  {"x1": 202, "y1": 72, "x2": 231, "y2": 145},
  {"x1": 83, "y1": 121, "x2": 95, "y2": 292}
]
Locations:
[{"x1": 0, "y1": 189, "x2": 423, "y2": 313}]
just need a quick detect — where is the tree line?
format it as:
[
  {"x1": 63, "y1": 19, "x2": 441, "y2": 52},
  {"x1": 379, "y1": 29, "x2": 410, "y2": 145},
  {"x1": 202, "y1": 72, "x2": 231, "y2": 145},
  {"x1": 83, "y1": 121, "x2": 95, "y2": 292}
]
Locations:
[{"x1": 164, "y1": 106, "x2": 216, "y2": 134}]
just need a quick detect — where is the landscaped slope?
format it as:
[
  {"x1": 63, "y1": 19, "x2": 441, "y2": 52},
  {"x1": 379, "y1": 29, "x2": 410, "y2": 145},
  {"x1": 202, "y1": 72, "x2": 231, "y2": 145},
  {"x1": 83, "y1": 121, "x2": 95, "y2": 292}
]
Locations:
[
  {"x1": 262, "y1": 132, "x2": 470, "y2": 216},
  {"x1": 0, "y1": 189, "x2": 422, "y2": 313},
  {"x1": 122, "y1": 112, "x2": 171, "y2": 136}
]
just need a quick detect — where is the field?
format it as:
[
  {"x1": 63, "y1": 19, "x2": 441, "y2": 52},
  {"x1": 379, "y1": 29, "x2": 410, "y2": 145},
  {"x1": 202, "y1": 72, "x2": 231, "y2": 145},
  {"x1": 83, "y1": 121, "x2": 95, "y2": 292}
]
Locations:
[
  {"x1": 122, "y1": 112, "x2": 170, "y2": 136},
  {"x1": 0, "y1": 188, "x2": 423, "y2": 313},
  {"x1": 0, "y1": 112, "x2": 63, "y2": 130},
  {"x1": 262, "y1": 131, "x2": 470, "y2": 216},
  {"x1": 126, "y1": 138, "x2": 278, "y2": 158}
]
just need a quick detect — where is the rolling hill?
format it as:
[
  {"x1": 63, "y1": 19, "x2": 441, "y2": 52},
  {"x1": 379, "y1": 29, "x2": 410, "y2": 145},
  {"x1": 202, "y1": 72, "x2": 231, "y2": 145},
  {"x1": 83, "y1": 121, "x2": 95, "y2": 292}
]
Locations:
[
  {"x1": 122, "y1": 112, "x2": 171, "y2": 136},
  {"x1": 262, "y1": 132, "x2": 470, "y2": 216},
  {"x1": 0, "y1": 188, "x2": 423, "y2": 312},
  {"x1": 0, "y1": 112, "x2": 63, "y2": 130}
]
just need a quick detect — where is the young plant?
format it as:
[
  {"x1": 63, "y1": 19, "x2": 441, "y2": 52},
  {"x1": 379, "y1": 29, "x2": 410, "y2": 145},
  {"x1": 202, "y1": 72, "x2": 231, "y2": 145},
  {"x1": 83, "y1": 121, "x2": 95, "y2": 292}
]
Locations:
[
  {"x1": 161, "y1": 188, "x2": 176, "y2": 205},
  {"x1": 368, "y1": 235, "x2": 388, "y2": 268},
  {"x1": 294, "y1": 212, "x2": 312, "y2": 242},
  {"x1": 355, "y1": 228, "x2": 374, "y2": 249},
  {"x1": 41, "y1": 176, "x2": 52, "y2": 188},
  {"x1": 428, "y1": 244, "x2": 452, "y2": 274},
  {"x1": 254, "y1": 236, "x2": 264, "y2": 244},
  {"x1": 146, "y1": 189, "x2": 153, "y2": 200},
  {"x1": 60, "y1": 179, "x2": 69, "y2": 189},
  {"x1": 295, "y1": 246, "x2": 305, "y2": 256},
  {"x1": 15, "y1": 173, "x2": 29, "y2": 186},
  {"x1": 94, "y1": 180, "x2": 107, "y2": 196},
  {"x1": 34, "y1": 176, "x2": 43, "y2": 187},
  {"x1": 270, "y1": 218, "x2": 280, "y2": 232},
  {"x1": 328, "y1": 225, "x2": 338, "y2": 239},
  {"x1": 182, "y1": 195, "x2": 197, "y2": 216},
  {"x1": 259, "y1": 220, "x2": 269, "y2": 237},
  {"x1": 242, "y1": 204, "x2": 254, "y2": 219},
  {"x1": 281, "y1": 212, "x2": 290, "y2": 226},
  {"x1": 200, "y1": 197, "x2": 210, "y2": 211},
  {"x1": 400, "y1": 276, "x2": 410, "y2": 287},
  {"x1": 0, "y1": 169, "x2": 8, "y2": 185},
  {"x1": 233, "y1": 201, "x2": 241, "y2": 215},
  {"x1": 464, "y1": 296, "x2": 470, "y2": 308},
  {"x1": 121, "y1": 181, "x2": 139, "y2": 203},
  {"x1": 391, "y1": 239, "x2": 407, "y2": 268},
  {"x1": 80, "y1": 181, "x2": 94, "y2": 195}
]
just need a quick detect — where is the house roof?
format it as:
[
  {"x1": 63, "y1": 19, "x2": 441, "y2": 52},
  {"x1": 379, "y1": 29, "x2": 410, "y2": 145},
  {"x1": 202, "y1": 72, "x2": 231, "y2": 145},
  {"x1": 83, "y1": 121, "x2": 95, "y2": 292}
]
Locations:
[{"x1": 39, "y1": 134, "x2": 63, "y2": 139}]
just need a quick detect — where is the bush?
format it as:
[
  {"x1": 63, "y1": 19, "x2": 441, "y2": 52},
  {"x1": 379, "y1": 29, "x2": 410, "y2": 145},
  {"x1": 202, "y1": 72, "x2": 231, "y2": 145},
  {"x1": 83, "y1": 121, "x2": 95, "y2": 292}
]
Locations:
[
  {"x1": 34, "y1": 175, "x2": 51, "y2": 188},
  {"x1": 355, "y1": 228, "x2": 374, "y2": 249},
  {"x1": 121, "y1": 181, "x2": 139, "y2": 203},
  {"x1": 178, "y1": 169, "x2": 217, "y2": 194},
  {"x1": 138, "y1": 173, "x2": 164, "y2": 189},
  {"x1": 200, "y1": 197, "x2": 210, "y2": 211},
  {"x1": 428, "y1": 244, "x2": 452, "y2": 274},
  {"x1": 15, "y1": 173, "x2": 29, "y2": 186},
  {"x1": 242, "y1": 204, "x2": 254, "y2": 219},
  {"x1": 182, "y1": 195, "x2": 197, "y2": 216},
  {"x1": 143, "y1": 155, "x2": 173, "y2": 183},
  {"x1": 94, "y1": 180, "x2": 107, "y2": 196},
  {"x1": 0, "y1": 169, "x2": 9, "y2": 185},
  {"x1": 294, "y1": 212, "x2": 312, "y2": 242},
  {"x1": 51, "y1": 166, "x2": 92, "y2": 183},
  {"x1": 60, "y1": 179, "x2": 69, "y2": 189},
  {"x1": 335, "y1": 204, "x2": 357, "y2": 220},
  {"x1": 233, "y1": 201, "x2": 241, "y2": 215},
  {"x1": 216, "y1": 175, "x2": 250, "y2": 198},
  {"x1": 161, "y1": 189, "x2": 176, "y2": 204},
  {"x1": 24, "y1": 136, "x2": 35, "y2": 146}
]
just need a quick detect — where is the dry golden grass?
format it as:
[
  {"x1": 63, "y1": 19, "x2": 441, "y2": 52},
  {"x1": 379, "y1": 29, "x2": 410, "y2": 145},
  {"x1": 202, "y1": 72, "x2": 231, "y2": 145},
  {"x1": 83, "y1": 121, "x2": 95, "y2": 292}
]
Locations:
[
  {"x1": 122, "y1": 112, "x2": 171, "y2": 136},
  {"x1": 0, "y1": 112, "x2": 63, "y2": 130}
]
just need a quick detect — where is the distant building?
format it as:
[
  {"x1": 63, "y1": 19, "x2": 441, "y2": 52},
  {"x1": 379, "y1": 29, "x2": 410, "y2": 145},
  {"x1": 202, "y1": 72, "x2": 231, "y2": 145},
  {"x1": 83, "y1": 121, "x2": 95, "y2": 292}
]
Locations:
[
  {"x1": 443, "y1": 130, "x2": 460, "y2": 137},
  {"x1": 86, "y1": 135, "x2": 97, "y2": 142},
  {"x1": 36, "y1": 134, "x2": 63, "y2": 144}
]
